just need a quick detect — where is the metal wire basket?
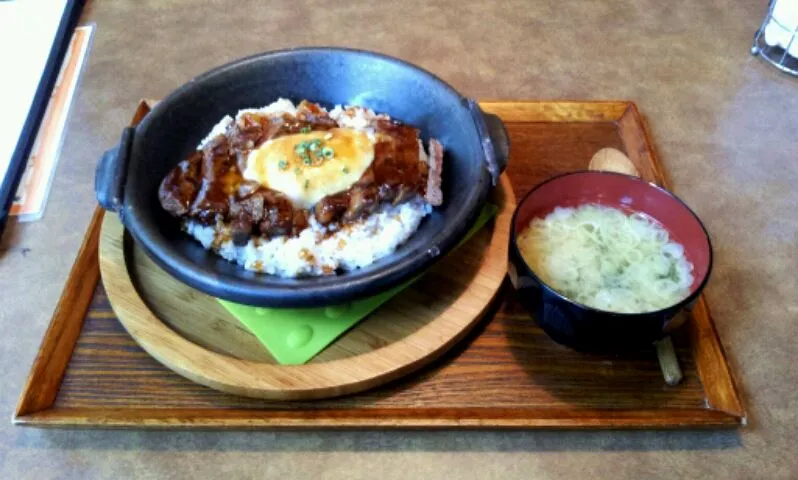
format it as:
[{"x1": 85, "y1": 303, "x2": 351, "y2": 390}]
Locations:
[{"x1": 751, "y1": 0, "x2": 798, "y2": 76}]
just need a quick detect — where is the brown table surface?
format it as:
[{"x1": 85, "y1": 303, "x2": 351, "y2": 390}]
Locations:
[{"x1": 2, "y1": 1, "x2": 795, "y2": 478}]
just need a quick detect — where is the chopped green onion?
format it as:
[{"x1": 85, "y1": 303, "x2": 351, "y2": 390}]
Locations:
[
  {"x1": 294, "y1": 167, "x2": 301, "y2": 175},
  {"x1": 304, "y1": 179, "x2": 310, "y2": 189},
  {"x1": 342, "y1": 167, "x2": 350, "y2": 174},
  {"x1": 300, "y1": 126, "x2": 312, "y2": 134},
  {"x1": 321, "y1": 147, "x2": 335, "y2": 158},
  {"x1": 277, "y1": 159, "x2": 288, "y2": 170},
  {"x1": 308, "y1": 141, "x2": 319, "y2": 152},
  {"x1": 303, "y1": 156, "x2": 312, "y2": 165}
]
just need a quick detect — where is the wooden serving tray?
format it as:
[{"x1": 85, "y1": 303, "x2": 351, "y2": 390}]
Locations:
[{"x1": 14, "y1": 100, "x2": 746, "y2": 429}]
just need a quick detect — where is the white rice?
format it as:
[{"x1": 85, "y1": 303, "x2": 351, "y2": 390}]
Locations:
[
  {"x1": 187, "y1": 99, "x2": 436, "y2": 277},
  {"x1": 186, "y1": 199, "x2": 431, "y2": 277},
  {"x1": 329, "y1": 104, "x2": 388, "y2": 131}
]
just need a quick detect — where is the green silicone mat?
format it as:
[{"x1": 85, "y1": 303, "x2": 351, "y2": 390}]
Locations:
[{"x1": 218, "y1": 203, "x2": 499, "y2": 364}]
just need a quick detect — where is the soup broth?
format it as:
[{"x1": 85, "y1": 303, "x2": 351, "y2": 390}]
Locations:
[{"x1": 517, "y1": 204, "x2": 694, "y2": 313}]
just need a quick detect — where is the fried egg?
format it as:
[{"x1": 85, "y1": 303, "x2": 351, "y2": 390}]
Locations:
[{"x1": 242, "y1": 128, "x2": 374, "y2": 209}]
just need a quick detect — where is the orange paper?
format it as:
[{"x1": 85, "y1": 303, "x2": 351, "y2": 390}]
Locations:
[{"x1": 12, "y1": 24, "x2": 94, "y2": 221}]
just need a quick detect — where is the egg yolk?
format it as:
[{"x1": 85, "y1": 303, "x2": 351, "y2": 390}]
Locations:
[{"x1": 242, "y1": 128, "x2": 374, "y2": 209}]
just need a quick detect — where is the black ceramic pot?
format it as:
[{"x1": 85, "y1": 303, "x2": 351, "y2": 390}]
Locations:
[
  {"x1": 95, "y1": 47, "x2": 509, "y2": 307},
  {"x1": 508, "y1": 171, "x2": 713, "y2": 352}
]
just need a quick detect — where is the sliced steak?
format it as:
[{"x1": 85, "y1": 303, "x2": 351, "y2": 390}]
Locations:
[
  {"x1": 315, "y1": 191, "x2": 350, "y2": 225},
  {"x1": 314, "y1": 121, "x2": 440, "y2": 226},
  {"x1": 296, "y1": 100, "x2": 338, "y2": 126},
  {"x1": 229, "y1": 112, "x2": 271, "y2": 151},
  {"x1": 257, "y1": 189, "x2": 295, "y2": 237},
  {"x1": 424, "y1": 139, "x2": 444, "y2": 206},
  {"x1": 188, "y1": 136, "x2": 239, "y2": 223},
  {"x1": 370, "y1": 121, "x2": 428, "y2": 202},
  {"x1": 229, "y1": 217, "x2": 254, "y2": 246},
  {"x1": 268, "y1": 101, "x2": 338, "y2": 139},
  {"x1": 158, "y1": 151, "x2": 203, "y2": 216},
  {"x1": 344, "y1": 185, "x2": 380, "y2": 221},
  {"x1": 292, "y1": 209, "x2": 310, "y2": 236},
  {"x1": 159, "y1": 102, "x2": 444, "y2": 241}
]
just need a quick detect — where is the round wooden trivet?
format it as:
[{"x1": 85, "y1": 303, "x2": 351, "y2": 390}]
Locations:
[{"x1": 98, "y1": 175, "x2": 514, "y2": 400}]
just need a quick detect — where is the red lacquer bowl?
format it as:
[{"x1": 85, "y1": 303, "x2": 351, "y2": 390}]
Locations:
[{"x1": 508, "y1": 170, "x2": 713, "y2": 352}]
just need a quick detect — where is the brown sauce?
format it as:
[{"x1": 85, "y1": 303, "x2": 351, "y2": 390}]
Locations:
[{"x1": 158, "y1": 101, "x2": 437, "y2": 246}]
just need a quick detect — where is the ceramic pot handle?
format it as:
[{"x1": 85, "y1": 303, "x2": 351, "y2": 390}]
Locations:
[
  {"x1": 95, "y1": 127, "x2": 135, "y2": 215},
  {"x1": 466, "y1": 99, "x2": 510, "y2": 185}
]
